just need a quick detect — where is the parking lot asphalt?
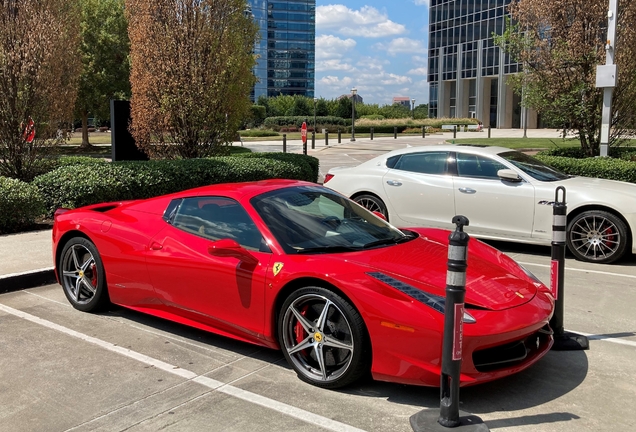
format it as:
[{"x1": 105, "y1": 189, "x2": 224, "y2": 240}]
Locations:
[
  {"x1": 1, "y1": 249, "x2": 635, "y2": 431},
  {"x1": 1, "y1": 131, "x2": 635, "y2": 431}
]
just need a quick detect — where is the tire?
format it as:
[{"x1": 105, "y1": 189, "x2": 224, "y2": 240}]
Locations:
[
  {"x1": 566, "y1": 210, "x2": 628, "y2": 264},
  {"x1": 59, "y1": 237, "x2": 110, "y2": 312},
  {"x1": 353, "y1": 194, "x2": 388, "y2": 221},
  {"x1": 278, "y1": 286, "x2": 370, "y2": 389}
]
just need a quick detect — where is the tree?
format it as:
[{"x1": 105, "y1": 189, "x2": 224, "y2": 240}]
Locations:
[
  {"x1": 496, "y1": 0, "x2": 636, "y2": 156},
  {"x1": 126, "y1": 0, "x2": 258, "y2": 159},
  {"x1": 75, "y1": 0, "x2": 131, "y2": 147},
  {"x1": 0, "y1": 0, "x2": 81, "y2": 180}
]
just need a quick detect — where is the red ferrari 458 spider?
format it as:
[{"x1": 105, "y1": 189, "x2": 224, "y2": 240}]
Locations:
[{"x1": 53, "y1": 179, "x2": 554, "y2": 389}]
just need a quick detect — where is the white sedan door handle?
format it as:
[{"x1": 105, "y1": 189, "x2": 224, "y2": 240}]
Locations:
[
  {"x1": 459, "y1": 187, "x2": 476, "y2": 194},
  {"x1": 386, "y1": 180, "x2": 402, "y2": 187}
]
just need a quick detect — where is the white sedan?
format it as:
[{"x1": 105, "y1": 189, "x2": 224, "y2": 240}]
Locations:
[{"x1": 324, "y1": 145, "x2": 636, "y2": 264}]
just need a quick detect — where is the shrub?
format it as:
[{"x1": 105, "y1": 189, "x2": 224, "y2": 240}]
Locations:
[
  {"x1": 534, "y1": 154, "x2": 636, "y2": 184},
  {"x1": 0, "y1": 177, "x2": 45, "y2": 233},
  {"x1": 237, "y1": 152, "x2": 319, "y2": 183},
  {"x1": 360, "y1": 115, "x2": 385, "y2": 120},
  {"x1": 263, "y1": 116, "x2": 347, "y2": 129},
  {"x1": 33, "y1": 154, "x2": 319, "y2": 216},
  {"x1": 238, "y1": 130, "x2": 280, "y2": 137}
]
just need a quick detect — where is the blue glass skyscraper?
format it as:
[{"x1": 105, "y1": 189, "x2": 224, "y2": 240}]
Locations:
[{"x1": 249, "y1": 0, "x2": 315, "y2": 100}]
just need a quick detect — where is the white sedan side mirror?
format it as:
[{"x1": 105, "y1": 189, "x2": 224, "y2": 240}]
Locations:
[{"x1": 497, "y1": 169, "x2": 522, "y2": 182}]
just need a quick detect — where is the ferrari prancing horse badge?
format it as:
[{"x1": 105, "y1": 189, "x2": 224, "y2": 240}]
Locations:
[{"x1": 273, "y1": 262, "x2": 284, "y2": 276}]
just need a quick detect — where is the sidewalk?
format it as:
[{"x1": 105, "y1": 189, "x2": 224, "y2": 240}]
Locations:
[
  {"x1": 0, "y1": 128, "x2": 567, "y2": 292},
  {"x1": 0, "y1": 229, "x2": 55, "y2": 292}
]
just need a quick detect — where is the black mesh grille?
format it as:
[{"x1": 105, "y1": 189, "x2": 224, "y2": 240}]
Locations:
[{"x1": 473, "y1": 326, "x2": 552, "y2": 372}]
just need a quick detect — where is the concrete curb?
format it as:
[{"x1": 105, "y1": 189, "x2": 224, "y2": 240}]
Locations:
[{"x1": 0, "y1": 267, "x2": 56, "y2": 294}]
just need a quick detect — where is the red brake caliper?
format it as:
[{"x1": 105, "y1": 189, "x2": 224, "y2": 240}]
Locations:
[
  {"x1": 90, "y1": 263, "x2": 98, "y2": 287},
  {"x1": 295, "y1": 305, "x2": 308, "y2": 344},
  {"x1": 605, "y1": 225, "x2": 615, "y2": 248}
]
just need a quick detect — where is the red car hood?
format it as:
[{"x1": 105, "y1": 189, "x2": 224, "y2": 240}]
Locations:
[{"x1": 344, "y1": 236, "x2": 537, "y2": 311}]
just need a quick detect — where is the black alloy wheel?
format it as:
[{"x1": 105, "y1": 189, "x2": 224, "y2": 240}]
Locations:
[
  {"x1": 278, "y1": 286, "x2": 370, "y2": 389},
  {"x1": 59, "y1": 237, "x2": 110, "y2": 312},
  {"x1": 566, "y1": 210, "x2": 628, "y2": 264}
]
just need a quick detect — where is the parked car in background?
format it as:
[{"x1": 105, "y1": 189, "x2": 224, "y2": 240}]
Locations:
[
  {"x1": 53, "y1": 179, "x2": 554, "y2": 389},
  {"x1": 325, "y1": 145, "x2": 636, "y2": 264}
]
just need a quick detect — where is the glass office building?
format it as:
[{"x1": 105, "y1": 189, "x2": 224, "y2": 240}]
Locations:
[
  {"x1": 248, "y1": 0, "x2": 315, "y2": 100},
  {"x1": 428, "y1": 0, "x2": 536, "y2": 128}
]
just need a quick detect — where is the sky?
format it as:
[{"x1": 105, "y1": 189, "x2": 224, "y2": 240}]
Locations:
[{"x1": 314, "y1": 1, "x2": 430, "y2": 106}]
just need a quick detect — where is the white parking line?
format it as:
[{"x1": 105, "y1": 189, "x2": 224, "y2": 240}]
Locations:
[
  {"x1": 0, "y1": 303, "x2": 366, "y2": 432},
  {"x1": 517, "y1": 261, "x2": 636, "y2": 280}
]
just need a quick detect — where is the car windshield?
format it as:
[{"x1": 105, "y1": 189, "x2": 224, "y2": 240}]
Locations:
[
  {"x1": 251, "y1": 185, "x2": 412, "y2": 254},
  {"x1": 499, "y1": 151, "x2": 570, "y2": 181}
]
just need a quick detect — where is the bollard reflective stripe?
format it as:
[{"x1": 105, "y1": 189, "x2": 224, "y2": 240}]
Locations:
[
  {"x1": 452, "y1": 303, "x2": 464, "y2": 361},
  {"x1": 448, "y1": 244, "x2": 468, "y2": 261},
  {"x1": 446, "y1": 271, "x2": 466, "y2": 287}
]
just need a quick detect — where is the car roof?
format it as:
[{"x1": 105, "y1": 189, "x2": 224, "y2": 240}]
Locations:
[
  {"x1": 377, "y1": 144, "x2": 512, "y2": 159},
  {"x1": 167, "y1": 179, "x2": 318, "y2": 201}
]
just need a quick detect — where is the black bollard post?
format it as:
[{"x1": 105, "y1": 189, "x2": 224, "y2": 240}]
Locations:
[
  {"x1": 410, "y1": 216, "x2": 488, "y2": 432},
  {"x1": 311, "y1": 132, "x2": 315, "y2": 149},
  {"x1": 325, "y1": 131, "x2": 329, "y2": 146},
  {"x1": 422, "y1": 126, "x2": 426, "y2": 138},
  {"x1": 453, "y1": 125, "x2": 457, "y2": 139},
  {"x1": 283, "y1": 134, "x2": 287, "y2": 153},
  {"x1": 550, "y1": 187, "x2": 589, "y2": 351},
  {"x1": 394, "y1": 126, "x2": 397, "y2": 139},
  {"x1": 487, "y1": 124, "x2": 491, "y2": 138},
  {"x1": 371, "y1": 127, "x2": 374, "y2": 140},
  {"x1": 338, "y1": 128, "x2": 341, "y2": 143}
]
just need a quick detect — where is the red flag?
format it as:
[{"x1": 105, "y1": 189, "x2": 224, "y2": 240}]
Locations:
[{"x1": 22, "y1": 117, "x2": 35, "y2": 143}]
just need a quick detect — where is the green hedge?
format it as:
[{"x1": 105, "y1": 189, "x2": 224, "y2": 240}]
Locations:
[
  {"x1": 236, "y1": 152, "x2": 319, "y2": 182},
  {"x1": 0, "y1": 177, "x2": 45, "y2": 233},
  {"x1": 263, "y1": 116, "x2": 348, "y2": 128},
  {"x1": 33, "y1": 154, "x2": 319, "y2": 216},
  {"x1": 538, "y1": 147, "x2": 636, "y2": 160},
  {"x1": 350, "y1": 125, "x2": 410, "y2": 134},
  {"x1": 534, "y1": 154, "x2": 636, "y2": 184}
]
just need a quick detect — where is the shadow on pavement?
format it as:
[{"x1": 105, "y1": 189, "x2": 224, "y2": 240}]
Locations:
[{"x1": 102, "y1": 296, "x2": 589, "y2": 431}]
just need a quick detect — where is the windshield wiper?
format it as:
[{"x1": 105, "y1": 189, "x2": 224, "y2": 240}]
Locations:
[
  {"x1": 295, "y1": 245, "x2": 362, "y2": 254},
  {"x1": 362, "y1": 235, "x2": 413, "y2": 249}
]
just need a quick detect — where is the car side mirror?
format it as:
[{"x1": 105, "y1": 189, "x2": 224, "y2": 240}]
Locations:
[
  {"x1": 497, "y1": 169, "x2": 522, "y2": 182},
  {"x1": 208, "y1": 239, "x2": 256, "y2": 263},
  {"x1": 372, "y1": 211, "x2": 387, "y2": 221}
]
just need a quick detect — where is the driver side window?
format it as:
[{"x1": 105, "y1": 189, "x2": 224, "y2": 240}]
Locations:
[
  {"x1": 456, "y1": 153, "x2": 506, "y2": 179},
  {"x1": 170, "y1": 197, "x2": 265, "y2": 251}
]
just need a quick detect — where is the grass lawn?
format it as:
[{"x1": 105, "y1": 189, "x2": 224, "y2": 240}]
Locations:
[{"x1": 450, "y1": 137, "x2": 582, "y2": 149}]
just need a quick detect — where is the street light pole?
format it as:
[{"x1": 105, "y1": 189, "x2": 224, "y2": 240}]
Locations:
[
  {"x1": 411, "y1": 98, "x2": 416, "y2": 119},
  {"x1": 313, "y1": 97, "x2": 317, "y2": 136},
  {"x1": 598, "y1": 0, "x2": 618, "y2": 157},
  {"x1": 350, "y1": 87, "x2": 357, "y2": 142}
]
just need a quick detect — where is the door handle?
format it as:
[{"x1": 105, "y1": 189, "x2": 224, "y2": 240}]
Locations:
[
  {"x1": 458, "y1": 187, "x2": 476, "y2": 194},
  {"x1": 386, "y1": 180, "x2": 402, "y2": 187},
  {"x1": 149, "y1": 241, "x2": 163, "y2": 250}
]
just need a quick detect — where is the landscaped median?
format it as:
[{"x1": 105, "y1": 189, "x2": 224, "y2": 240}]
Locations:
[{"x1": 0, "y1": 152, "x2": 319, "y2": 233}]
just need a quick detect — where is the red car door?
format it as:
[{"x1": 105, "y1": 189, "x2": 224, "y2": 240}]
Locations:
[{"x1": 145, "y1": 197, "x2": 273, "y2": 341}]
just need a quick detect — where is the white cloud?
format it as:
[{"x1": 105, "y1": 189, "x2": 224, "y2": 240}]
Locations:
[
  {"x1": 316, "y1": 59, "x2": 356, "y2": 72},
  {"x1": 411, "y1": 55, "x2": 428, "y2": 65},
  {"x1": 380, "y1": 74, "x2": 412, "y2": 85},
  {"x1": 319, "y1": 75, "x2": 353, "y2": 88},
  {"x1": 316, "y1": 5, "x2": 406, "y2": 38},
  {"x1": 373, "y1": 38, "x2": 427, "y2": 56},
  {"x1": 407, "y1": 67, "x2": 428, "y2": 75},
  {"x1": 413, "y1": 0, "x2": 429, "y2": 5},
  {"x1": 315, "y1": 35, "x2": 356, "y2": 60}
]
